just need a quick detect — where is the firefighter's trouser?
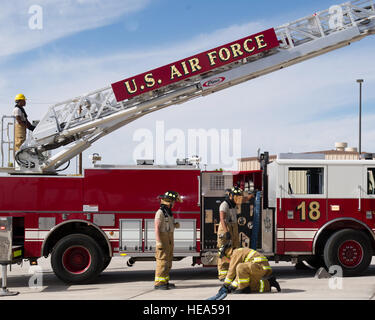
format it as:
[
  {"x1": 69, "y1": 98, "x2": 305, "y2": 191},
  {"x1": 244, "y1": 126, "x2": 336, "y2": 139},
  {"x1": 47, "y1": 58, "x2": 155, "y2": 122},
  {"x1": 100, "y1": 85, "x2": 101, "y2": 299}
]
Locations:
[
  {"x1": 14, "y1": 123, "x2": 26, "y2": 152},
  {"x1": 217, "y1": 222, "x2": 239, "y2": 279},
  {"x1": 154, "y1": 232, "x2": 174, "y2": 286},
  {"x1": 232, "y1": 260, "x2": 272, "y2": 293}
]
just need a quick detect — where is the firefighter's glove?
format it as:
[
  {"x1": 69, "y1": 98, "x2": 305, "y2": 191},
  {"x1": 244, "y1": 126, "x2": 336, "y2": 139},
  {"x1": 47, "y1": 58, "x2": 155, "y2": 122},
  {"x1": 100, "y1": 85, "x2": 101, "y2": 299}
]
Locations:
[
  {"x1": 219, "y1": 285, "x2": 229, "y2": 295},
  {"x1": 174, "y1": 222, "x2": 180, "y2": 229},
  {"x1": 228, "y1": 285, "x2": 237, "y2": 293},
  {"x1": 222, "y1": 283, "x2": 235, "y2": 293}
]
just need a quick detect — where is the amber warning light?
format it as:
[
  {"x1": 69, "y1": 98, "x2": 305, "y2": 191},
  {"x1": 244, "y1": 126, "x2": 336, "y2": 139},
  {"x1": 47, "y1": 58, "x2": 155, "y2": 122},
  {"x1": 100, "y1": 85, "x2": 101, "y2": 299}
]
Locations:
[{"x1": 111, "y1": 28, "x2": 279, "y2": 102}]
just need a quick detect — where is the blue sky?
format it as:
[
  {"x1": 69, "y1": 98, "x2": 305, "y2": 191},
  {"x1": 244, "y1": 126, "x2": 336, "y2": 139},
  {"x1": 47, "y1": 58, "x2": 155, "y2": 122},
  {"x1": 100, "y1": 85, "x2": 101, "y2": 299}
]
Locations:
[
  {"x1": 1, "y1": 0, "x2": 374, "y2": 171},
  {"x1": 8, "y1": 0, "x2": 346, "y2": 69}
]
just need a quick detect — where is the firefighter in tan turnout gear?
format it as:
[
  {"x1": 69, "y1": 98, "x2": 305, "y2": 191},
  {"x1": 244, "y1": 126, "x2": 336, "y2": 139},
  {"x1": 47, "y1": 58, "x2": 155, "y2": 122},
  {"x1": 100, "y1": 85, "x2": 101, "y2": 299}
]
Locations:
[
  {"x1": 154, "y1": 191, "x2": 182, "y2": 290},
  {"x1": 218, "y1": 243, "x2": 281, "y2": 294},
  {"x1": 13, "y1": 94, "x2": 35, "y2": 151},
  {"x1": 217, "y1": 186, "x2": 242, "y2": 281}
]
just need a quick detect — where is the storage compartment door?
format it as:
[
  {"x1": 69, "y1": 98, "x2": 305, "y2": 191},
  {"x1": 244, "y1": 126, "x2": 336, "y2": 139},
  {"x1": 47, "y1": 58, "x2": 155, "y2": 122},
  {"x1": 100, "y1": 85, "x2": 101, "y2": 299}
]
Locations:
[
  {"x1": 120, "y1": 219, "x2": 142, "y2": 252},
  {"x1": 0, "y1": 217, "x2": 12, "y2": 263},
  {"x1": 174, "y1": 219, "x2": 196, "y2": 252},
  {"x1": 144, "y1": 219, "x2": 156, "y2": 252}
]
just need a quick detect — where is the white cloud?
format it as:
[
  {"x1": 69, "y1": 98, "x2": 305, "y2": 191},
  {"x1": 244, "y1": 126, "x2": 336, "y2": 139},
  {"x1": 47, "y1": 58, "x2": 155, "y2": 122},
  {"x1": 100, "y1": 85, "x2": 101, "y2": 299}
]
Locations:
[{"x1": 0, "y1": 0, "x2": 151, "y2": 57}]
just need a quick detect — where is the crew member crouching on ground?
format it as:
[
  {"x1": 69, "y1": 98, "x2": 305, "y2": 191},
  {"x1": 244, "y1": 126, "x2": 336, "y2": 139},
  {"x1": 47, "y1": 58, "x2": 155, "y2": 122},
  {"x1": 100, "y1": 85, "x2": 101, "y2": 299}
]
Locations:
[{"x1": 218, "y1": 243, "x2": 281, "y2": 294}]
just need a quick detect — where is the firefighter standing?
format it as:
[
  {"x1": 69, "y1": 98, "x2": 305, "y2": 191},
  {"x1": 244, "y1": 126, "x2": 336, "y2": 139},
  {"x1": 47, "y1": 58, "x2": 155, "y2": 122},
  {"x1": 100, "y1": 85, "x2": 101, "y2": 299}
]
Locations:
[
  {"x1": 218, "y1": 244, "x2": 281, "y2": 294},
  {"x1": 154, "y1": 191, "x2": 182, "y2": 290},
  {"x1": 13, "y1": 94, "x2": 35, "y2": 151},
  {"x1": 217, "y1": 186, "x2": 242, "y2": 280}
]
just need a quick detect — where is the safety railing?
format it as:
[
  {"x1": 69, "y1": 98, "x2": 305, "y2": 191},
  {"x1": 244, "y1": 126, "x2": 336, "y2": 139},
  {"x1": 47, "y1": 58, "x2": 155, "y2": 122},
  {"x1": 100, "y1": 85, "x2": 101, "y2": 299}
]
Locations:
[
  {"x1": 1, "y1": 116, "x2": 15, "y2": 168},
  {"x1": 276, "y1": 0, "x2": 375, "y2": 49}
]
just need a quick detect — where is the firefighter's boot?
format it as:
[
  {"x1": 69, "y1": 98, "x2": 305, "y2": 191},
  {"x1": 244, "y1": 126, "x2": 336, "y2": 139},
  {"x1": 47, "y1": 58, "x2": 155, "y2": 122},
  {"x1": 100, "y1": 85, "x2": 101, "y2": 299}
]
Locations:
[
  {"x1": 154, "y1": 284, "x2": 169, "y2": 290},
  {"x1": 233, "y1": 286, "x2": 251, "y2": 294},
  {"x1": 269, "y1": 275, "x2": 281, "y2": 292}
]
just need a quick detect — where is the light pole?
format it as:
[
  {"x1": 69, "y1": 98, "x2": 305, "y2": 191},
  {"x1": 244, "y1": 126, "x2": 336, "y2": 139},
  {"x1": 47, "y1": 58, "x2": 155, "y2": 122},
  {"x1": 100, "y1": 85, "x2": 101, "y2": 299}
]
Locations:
[{"x1": 357, "y1": 79, "x2": 364, "y2": 159}]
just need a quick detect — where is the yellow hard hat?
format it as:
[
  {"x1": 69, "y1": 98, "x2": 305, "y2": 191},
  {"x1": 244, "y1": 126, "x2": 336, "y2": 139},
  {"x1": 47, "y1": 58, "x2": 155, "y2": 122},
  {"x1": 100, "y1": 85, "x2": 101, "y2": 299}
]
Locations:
[{"x1": 15, "y1": 94, "x2": 26, "y2": 101}]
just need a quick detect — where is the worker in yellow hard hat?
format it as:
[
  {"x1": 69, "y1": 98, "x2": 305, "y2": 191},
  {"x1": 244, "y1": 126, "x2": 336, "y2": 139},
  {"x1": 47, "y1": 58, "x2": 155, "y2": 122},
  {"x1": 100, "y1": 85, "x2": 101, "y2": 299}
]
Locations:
[{"x1": 13, "y1": 94, "x2": 35, "y2": 151}]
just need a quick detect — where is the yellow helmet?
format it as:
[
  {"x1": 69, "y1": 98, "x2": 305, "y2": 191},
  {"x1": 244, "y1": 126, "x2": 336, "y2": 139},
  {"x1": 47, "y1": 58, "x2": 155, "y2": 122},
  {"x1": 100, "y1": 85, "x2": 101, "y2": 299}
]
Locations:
[{"x1": 15, "y1": 94, "x2": 26, "y2": 101}]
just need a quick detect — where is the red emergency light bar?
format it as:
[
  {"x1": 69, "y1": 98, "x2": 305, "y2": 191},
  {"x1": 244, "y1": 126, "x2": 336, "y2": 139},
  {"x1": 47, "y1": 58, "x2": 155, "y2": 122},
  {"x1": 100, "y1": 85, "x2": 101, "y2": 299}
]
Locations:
[{"x1": 111, "y1": 28, "x2": 279, "y2": 102}]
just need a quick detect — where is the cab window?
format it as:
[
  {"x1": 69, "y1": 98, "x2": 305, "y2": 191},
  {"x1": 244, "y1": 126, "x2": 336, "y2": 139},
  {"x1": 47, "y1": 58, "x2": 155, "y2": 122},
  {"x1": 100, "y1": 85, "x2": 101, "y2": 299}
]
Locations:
[
  {"x1": 367, "y1": 168, "x2": 375, "y2": 195},
  {"x1": 288, "y1": 167, "x2": 324, "y2": 195}
]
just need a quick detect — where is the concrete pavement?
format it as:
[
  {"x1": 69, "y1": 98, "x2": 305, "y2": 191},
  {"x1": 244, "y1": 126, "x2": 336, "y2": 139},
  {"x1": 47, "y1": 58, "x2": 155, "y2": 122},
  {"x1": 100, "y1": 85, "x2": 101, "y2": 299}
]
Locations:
[{"x1": 1, "y1": 256, "x2": 375, "y2": 300}]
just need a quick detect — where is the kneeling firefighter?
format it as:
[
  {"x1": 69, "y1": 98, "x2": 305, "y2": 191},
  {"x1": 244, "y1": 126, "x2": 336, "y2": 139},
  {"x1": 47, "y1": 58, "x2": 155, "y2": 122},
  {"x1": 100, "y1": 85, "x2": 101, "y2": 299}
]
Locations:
[
  {"x1": 218, "y1": 244, "x2": 281, "y2": 294},
  {"x1": 217, "y1": 186, "x2": 242, "y2": 280},
  {"x1": 154, "y1": 191, "x2": 182, "y2": 290}
]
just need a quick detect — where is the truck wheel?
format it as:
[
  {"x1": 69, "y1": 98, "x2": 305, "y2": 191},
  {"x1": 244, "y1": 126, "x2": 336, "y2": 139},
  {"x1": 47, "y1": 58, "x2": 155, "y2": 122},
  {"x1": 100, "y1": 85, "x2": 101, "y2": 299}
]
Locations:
[
  {"x1": 304, "y1": 255, "x2": 326, "y2": 269},
  {"x1": 101, "y1": 255, "x2": 112, "y2": 272},
  {"x1": 323, "y1": 229, "x2": 372, "y2": 276},
  {"x1": 51, "y1": 234, "x2": 104, "y2": 284}
]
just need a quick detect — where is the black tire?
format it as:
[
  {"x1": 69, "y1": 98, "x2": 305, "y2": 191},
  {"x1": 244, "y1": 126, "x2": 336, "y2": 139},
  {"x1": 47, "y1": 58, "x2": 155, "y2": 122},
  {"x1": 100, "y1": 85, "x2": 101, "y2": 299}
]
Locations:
[
  {"x1": 323, "y1": 229, "x2": 372, "y2": 277},
  {"x1": 101, "y1": 255, "x2": 112, "y2": 272},
  {"x1": 304, "y1": 255, "x2": 326, "y2": 270},
  {"x1": 51, "y1": 234, "x2": 104, "y2": 284}
]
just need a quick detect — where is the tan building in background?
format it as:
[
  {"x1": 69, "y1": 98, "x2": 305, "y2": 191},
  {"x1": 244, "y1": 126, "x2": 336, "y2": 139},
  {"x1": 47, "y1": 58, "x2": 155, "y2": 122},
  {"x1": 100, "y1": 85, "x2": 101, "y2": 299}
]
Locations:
[{"x1": 238, "y1": 142, "x2": 373, "y2": 171}]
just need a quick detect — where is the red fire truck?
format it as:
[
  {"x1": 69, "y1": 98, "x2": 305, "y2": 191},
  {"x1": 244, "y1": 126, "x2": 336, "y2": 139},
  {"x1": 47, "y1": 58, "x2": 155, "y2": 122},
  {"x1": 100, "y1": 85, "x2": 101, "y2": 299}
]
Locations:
[
  {"x1": 1, "y1": 152, "x2": 375, "y2": 285},
  {"x1": 1, "y1": 1, "x2": 375, "y2": 285}
]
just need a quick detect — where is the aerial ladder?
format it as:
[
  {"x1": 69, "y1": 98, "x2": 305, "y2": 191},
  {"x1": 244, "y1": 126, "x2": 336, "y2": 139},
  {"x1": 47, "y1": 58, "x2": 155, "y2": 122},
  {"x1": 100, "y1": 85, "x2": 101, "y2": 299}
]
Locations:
[{"x1": 5, "y1": 0, "x2": 375, "y2": 174}]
